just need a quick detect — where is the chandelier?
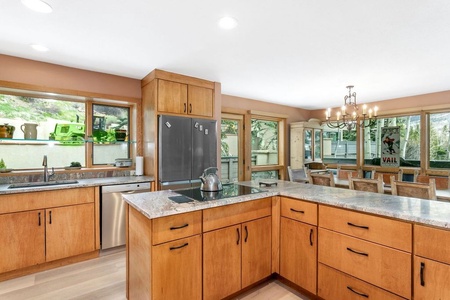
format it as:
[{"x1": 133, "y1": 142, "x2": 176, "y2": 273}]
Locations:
[{"x1": 325, "y1": 85, "x2": 378, "y2": 131}]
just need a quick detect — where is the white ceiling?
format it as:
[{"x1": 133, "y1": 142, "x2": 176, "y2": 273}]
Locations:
[{"x1": 2, "y1": 0, "x2": 450, "y2": 109}]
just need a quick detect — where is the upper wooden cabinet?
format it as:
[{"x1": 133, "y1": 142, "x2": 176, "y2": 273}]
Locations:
[{"x1": 143, "y1": 69, "x2": 215, "y2": 119}]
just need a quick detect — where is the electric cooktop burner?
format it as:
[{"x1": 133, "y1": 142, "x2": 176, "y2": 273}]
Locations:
[{"x1": 170, "y1": 184, "x2": 264, "y2": 203}]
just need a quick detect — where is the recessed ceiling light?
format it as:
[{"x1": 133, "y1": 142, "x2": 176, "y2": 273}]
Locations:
[
  {"x1": 21, "y1": 0, "x2": 53, "y2": 13},
  {"x1": 218, "y1": 16, "x2": 238, "y2": 30},
  {"x1": 31, "y1": 44, "x2": 49, "y2": 52}
]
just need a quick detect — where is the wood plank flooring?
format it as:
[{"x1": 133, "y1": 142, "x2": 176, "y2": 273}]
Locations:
[{"x1": 0, "y1": 248, "x2": 309, "y2": 300}]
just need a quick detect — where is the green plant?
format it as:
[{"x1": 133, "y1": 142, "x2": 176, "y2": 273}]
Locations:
[
  {"x1": 0, "y1": 158, "x2": 6, "y2": 169},
  {"x1": 70, "y1": 161, "x2": 81, "y2": 167}
]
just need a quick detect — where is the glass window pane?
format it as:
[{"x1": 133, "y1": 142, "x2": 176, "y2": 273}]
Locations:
[
  {"x1": 251, "y1": 170, "x2": 279, "y2": 180},
  {"x1": 221, "y1": 119, "x2": 239, "y2": 183},
  {"x1": 251, "y1": 119, "x2": 278, "y2": 166},
  {"x1": 92, "y1": 104, "x2": 130, "y2": 165},
  {"x1": 429, "y1": 112, "x2": 450, "y2": 168},
  {"x1": 0, "y1": 93, "x2": 85, "y2": 169},
  {"x1": 322, "y1": 124, "x2": 357, "y2": 164},
  {"x1": 314, "y1": 129, "x2": 322, "y2": 161},
  {"x1": 363, "y1": 115, "x2": 420, "y2": 167},
  {"x1": 304, "y1": 129, "x2": 312, "y2": 161}
]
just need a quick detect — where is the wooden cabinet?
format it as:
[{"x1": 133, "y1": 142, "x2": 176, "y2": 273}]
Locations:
[
  {"x1": 152, "y1": 235, "x2": 202, "y2": 300},
  {"x1": 0, "y1": 210, "x2": 45, "y2": 273},
  {"x1": 157, "y1": 79, "x2": 213, "y2": 117},
  {"x1": 46, "y1": 203, "x2": 95, "y2": 262},
  {"x1": 128, "y1": 208, "x2": 202, "y2": 300},
  {"x1": 0, "y1": 187, "x2": 97, "y2": 276},
  {"x1": 279, "y1": 197, "x2": 317, "y2": 294},
  {"x1": 414, "y1": 225, "x2": 450, "y2": 299},
  {"x1": 203, "y1": 198, "x2": 272, "y2": 300},
  {"x1": 290, "y1": 120, "x2": 322, "y2": 169},
  {"x1": 318, "y1": 205, "x2": 412, "y2": 299}
]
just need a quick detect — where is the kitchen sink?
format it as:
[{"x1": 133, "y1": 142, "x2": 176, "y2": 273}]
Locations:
[{"x1": 8, "y1": 180, "x2": 79, "y2": 189}]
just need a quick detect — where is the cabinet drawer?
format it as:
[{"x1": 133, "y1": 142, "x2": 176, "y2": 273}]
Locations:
[
  {"x1": 152, "y1": 211, "x2": 202, "y2": 245},
  {"x1": 318, "y1": 228, "x2": 411, "y2": 299},
  {"x1": 413, "y1": 256, "x2": 450, "y2": 300},
  {"x1": 318, "y1": 263, "x2": 406, "y2": 300},
  {"x1": 414, "y1": 224, "x2": 450, "y2": 265},
  {"x1": 319, "y1": 205, "x2": 412, "y2": 252},
  {"x1": 203, "y1": 198, "x2": 271, "y2": 232},
  {"x1": 0, "y1": 187, "x2": 95, "y2": 214},
  {"x1": 281, "y1": 197, "x2": 317, "y2": 225}
]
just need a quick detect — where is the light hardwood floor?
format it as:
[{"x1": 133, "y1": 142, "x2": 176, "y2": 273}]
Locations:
[{"x1": 0, "y1": 248, "x2": 309, "y2": 300}]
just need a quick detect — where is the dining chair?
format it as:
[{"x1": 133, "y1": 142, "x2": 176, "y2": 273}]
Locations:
[
  {"x1": 308, "y1": 171, "x2": 335, "y2": 187},
  {"x1": 416, "y1": 172, "x2": 450, "y2": 190},
  {"x1": 337, "y1": 165, "x2": 362, "y2": 179},
  {"x1": 348, "y1": 174, "x2": 384, "y2": 193},
  {"x1": 287, "y1": 166, "x2": 308, "y2": 183},
  {"x1": 372, "y1": 168, "x2": 403, "y2": 186},
  {"x1": 390, "y1": 175, "x2": 437, "y2": 200}
]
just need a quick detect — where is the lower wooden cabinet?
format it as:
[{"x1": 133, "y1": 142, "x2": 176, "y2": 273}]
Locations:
[
  {"x1": 280, "y1": 216, "x2": 317, "y2": 294},
  {"x1": 46, "y1": 203, "x2": 95, "y2": 262},
  {"x1": 203, "y1": 216, "x2": 272, "y2": 300},
  {"x1": 414, "y1": 225, "x2": 450, "y2": 299},
  {"x1": 318, "y1": 263, "x2": 405, "y2": 300},
  {"x1": 0, "y1": 210, "x2": 45, "y2": 273},
  {"x1": 152, "y1": 235, "x2": 202, "y2": 300}
]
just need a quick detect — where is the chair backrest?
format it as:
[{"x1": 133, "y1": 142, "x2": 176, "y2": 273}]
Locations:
[
  {"x1": 287, "y1": 166, "x2": 308, "y2": 183},
  {"x1": 308, "y1": 171, "x2": 335, "y2": 187},
  {"x1": 416, "y1": 174, "x2": 450, "y2": 190},
  {"x1": 348, "y1": 174, "x2": 384, "y2": 193},
  {"x1": 372, "y1": 168, "x2": 403, "y2": 186},
  {"x1": 337, "y1": 165, "x2": 362, "y2": 179},
  {"x1": 390, "y1": 175, "x2": 437, "y2": 200}
]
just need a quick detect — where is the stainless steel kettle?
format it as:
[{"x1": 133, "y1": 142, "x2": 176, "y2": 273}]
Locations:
[{"x1": 200, "y1": 167, "x2": 223, "y2": 192}]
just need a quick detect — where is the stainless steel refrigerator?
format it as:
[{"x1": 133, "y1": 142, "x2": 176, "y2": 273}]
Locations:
[{"x1": 158, "y1": 115, "x2": 217, "y2": 190}]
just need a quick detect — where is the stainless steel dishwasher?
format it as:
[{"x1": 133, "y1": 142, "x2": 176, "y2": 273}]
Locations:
[{"x1": 101, "y1": 182, "x2": 151, "y2": 250}]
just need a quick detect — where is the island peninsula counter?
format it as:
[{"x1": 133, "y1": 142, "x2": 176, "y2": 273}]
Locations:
[{"x1": 123, "y1": 180, "x2": 450, "y2": 300}]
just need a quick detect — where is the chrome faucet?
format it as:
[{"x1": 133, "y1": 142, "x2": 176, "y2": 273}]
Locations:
[{"x1": 42, "y1": 155, "x2": 54, "y2": 182}]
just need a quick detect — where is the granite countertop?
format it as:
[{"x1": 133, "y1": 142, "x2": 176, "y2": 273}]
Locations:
[
  {"x1": 123, "y1": 179, "x2": 450, "y2": 230},
  {"x1": 0, "y1": 176, "x2": 155, "y2": 194}
]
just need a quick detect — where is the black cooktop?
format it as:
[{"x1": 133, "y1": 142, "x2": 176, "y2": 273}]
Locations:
[{"x1": 170, "y1": 184, "x2": 264, "y2": 202}]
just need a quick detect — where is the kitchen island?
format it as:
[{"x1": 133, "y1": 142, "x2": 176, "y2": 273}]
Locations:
[{"x1": 123, "y1": 180, "x2": 450, "y2": 300}]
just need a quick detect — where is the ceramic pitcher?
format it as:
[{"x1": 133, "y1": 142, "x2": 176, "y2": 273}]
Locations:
[{"x1": 21, "y1": 123, "x2": 38, "y2": 140}]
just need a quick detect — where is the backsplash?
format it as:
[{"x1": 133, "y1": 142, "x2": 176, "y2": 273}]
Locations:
[{"x1": 0, "y1": 169, "x2": 132, "y2": 185}]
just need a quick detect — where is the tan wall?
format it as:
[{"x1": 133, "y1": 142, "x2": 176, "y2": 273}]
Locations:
[
  {"x1": 0, "y1": 54, "x2": 141, "y2": 100},
  {"x1": 309, "y1": 90, "x2": 450, "y2": 119}
]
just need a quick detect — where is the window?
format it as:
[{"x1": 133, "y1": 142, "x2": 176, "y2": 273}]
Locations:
[
  {"x1": 0, "y1": 89, "x2": 132, "y2": 170},
  {"x1": 322, "y1": 124, "x2": 357, "y2": 164},
  {"x1": 429, "y1": 112, "x2": 450, "y2": 169},
  {"x1": 250, "y1": 116, "x2": 285, "y2": 180},
  {"x1": 363, "y1": 115, "x2": 420, "y2": 167}
]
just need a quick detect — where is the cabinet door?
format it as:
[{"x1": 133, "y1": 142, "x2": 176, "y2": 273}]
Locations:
[
  {"x1": 46, "y1": 203, "x2": 95, "y2": 262},
  {"x1": 313, "y1": 129, "x2": 322, "y2": 161},
  {"x1": 304, "y1": 129, "x2": 313, "y2": 162},
  {"x1": 242, "y1": 216, "x2": 272, "y2": 288},
  {"x1": 0, "y1": 210, "x2": 45, "y2": 273},
  {"x1": 414, "y1": 256, "x2": 450, "y2": 300},
  {"x1": 188, "y1": 85, "x2": 213, "y2": 117},
  {"x1": 152, "y1": 235, "x2": 202, "y2": 300},
  {"x1": 203, "y1": 225, "x2": 241, "y2": 300},
  {"x1": 280, "y1": 217, "x2": 317, "y2": 294},
  {"x1": 158, "y1": 79, "x2": 188, "y2": 114}
]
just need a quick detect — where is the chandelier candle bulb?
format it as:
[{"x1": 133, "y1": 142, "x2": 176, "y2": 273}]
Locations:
[
  {"x1": 369, "y1": 109, "x2": 373, "y2": 118},
  {"x1": 362, "y1": 104, "x2": 367, "y2": 115},
  {"x1": 341, "y1": 105, "x2": 346, "y2": 116},
  {"x1": 374, "y1": 106, "x2": 378, "y2": 116},
  {"x1": 336, "y1": 111, "x2": 341, "y2": 121}
]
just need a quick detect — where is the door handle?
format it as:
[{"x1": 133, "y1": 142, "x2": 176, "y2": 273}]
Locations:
[
  {"x1": 244, "y1": 225, "x2": 248, "y2": 243},
  {"x1": 347, "y1": 286, "x2": 369, "y2": 298},
  {"x1": 189, "y1": 103, "x2": 192, "y2": 113},
  {"x1": 346, "y1": 247, "x2": 368, "y2": 257},
  {"x1": 183, "y1": 103, "x2": 187, "y2": 113},
  {"x1": 38, "y1": 212, "x2": 41, "y2": 226},
  {"x1": 236, "y1": 228, "x2": 240, "y2": 245},
  {"x1": 290, "y1": 208, "x2": 305, "y2": 214},
  {"x1": 309, "y1": 228, "x2": 313, "y2": 246},
  {"x1": 49, "y1": 211, "x2": 52, "y2": 225},
  {"x1": 347, "y1": 222, "x2": 369, "y2": 230},
  {"x1": 420, "y1": 262, "x2": 425, "y2": 286},
  {"x1": 170, "y1": 243, "x2": 189, "y2": 250},
  {"x1": 170, "y1": 223, "x2": 189, "y2": 230}
]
